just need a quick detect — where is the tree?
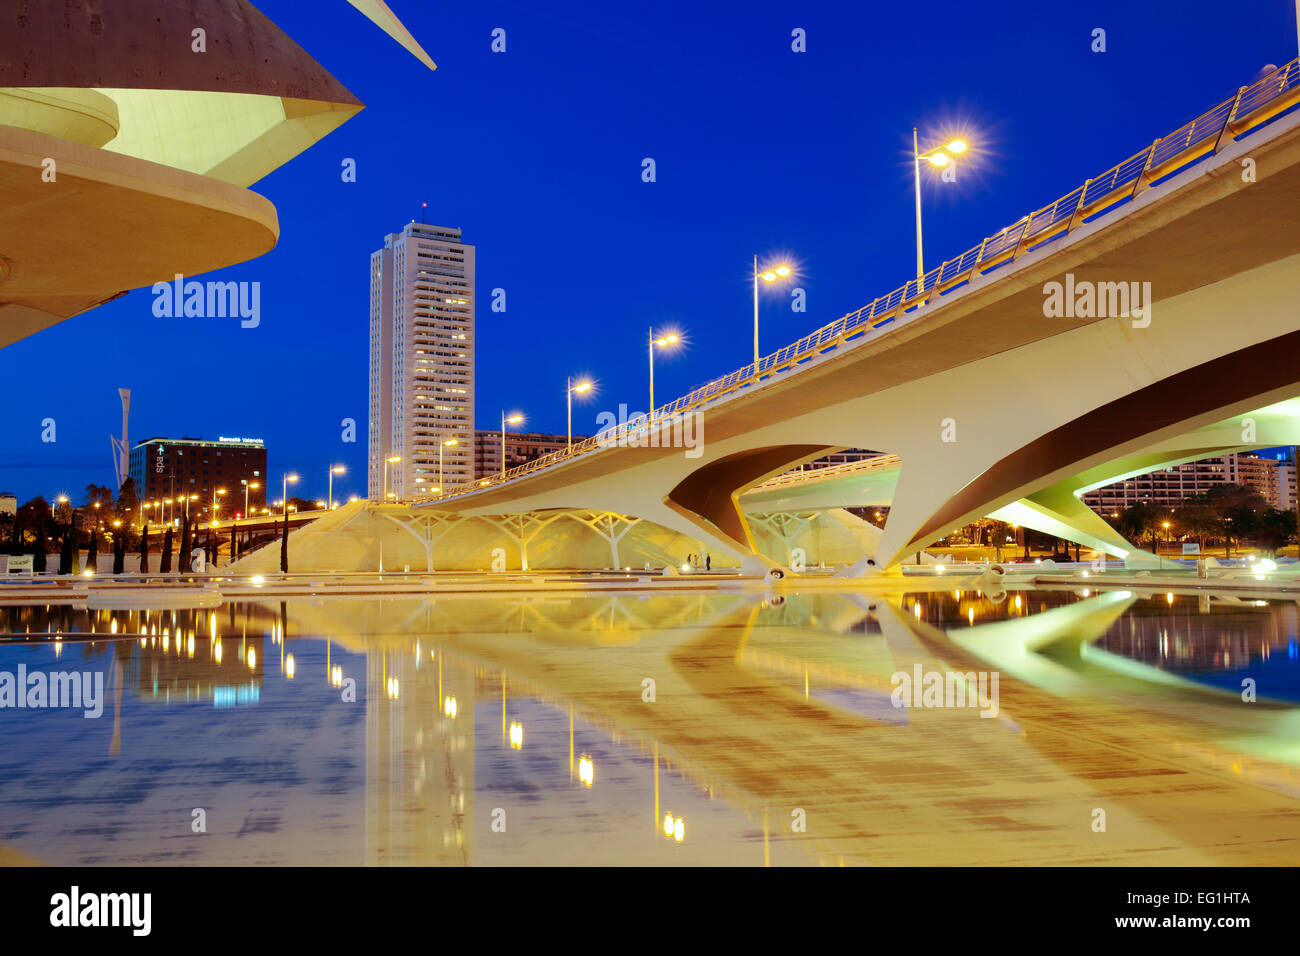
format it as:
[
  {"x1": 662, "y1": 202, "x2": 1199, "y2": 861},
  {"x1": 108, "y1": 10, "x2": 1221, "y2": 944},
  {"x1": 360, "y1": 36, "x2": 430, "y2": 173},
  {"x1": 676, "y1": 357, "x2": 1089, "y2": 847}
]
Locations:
[
  {"x1": 160, "y1": 526, "x2": 173, "y2": 573},
  {"x1": 112, "y1": 534, "x2": 125, "y2": 574},
  {"x1": 58, "y1": 522, "x2": 74, "y2": 575},
  {"x1": 83, "y1": 484, "x2": 114, "y2": 509},
  {"x1": 115, "y1": 477, "x2": 139, "y2": 527},
  {"x1": 7, "y1": 516, "x2": 19, "y2": 557},
  {"x1": 86, "y1": 530, "x2": 99, "y2": 573},
  {"x1": 32, "y1": 517, "x2": 46, "y2": 573},
  {"x1": 280, "y1": 511, "x2": 289, "y2": 573},
  {"x1": 178, "y1": 518, "x2": 192, "y2": 573},
  {"x1": 1255, "y1": 508, "x2": 1297, "y2": 556},
  {"x1": 140, "y1": 525, "x2": 150, "y2": 574}
]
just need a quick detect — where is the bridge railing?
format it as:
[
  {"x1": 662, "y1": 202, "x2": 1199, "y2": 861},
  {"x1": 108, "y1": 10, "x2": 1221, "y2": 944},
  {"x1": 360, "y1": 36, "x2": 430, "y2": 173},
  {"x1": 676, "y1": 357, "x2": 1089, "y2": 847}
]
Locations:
[
  {"x1": 748, "y1": 454, "x2": 903, "y2": 492},
  {"x1": 441, "y1": 57, "x2": 1300, "y2": 504}
]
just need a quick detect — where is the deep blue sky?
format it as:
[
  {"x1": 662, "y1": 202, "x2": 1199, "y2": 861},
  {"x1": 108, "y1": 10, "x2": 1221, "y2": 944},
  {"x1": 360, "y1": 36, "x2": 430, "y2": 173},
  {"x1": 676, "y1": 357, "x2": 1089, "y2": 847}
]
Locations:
[{"x1": 1, "y1": 0, "x2": 1294, "y2": 503}]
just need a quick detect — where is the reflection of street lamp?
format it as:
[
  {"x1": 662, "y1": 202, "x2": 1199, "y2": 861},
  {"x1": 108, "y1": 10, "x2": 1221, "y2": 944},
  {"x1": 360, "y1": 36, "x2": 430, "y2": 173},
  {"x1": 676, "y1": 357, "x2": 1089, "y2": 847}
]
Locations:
[
  {"x1": 327, "y1": 464, "x2": 345, "y2": 510},
  {"x1": 567, "y1": 377, "x2": 593, "y2": 449},
  {"x1": 648, "y1": 329, "x2": 680, "y2": 421},
  {"x1": 752, "y1": 259, "x2": 792, "y2": 364},
  {"x1": 912, "y1": 130, "x2": 969, "y2": 279},
  {"x1": 500, "y1": 412, "x2": 524, "y2": 477}
]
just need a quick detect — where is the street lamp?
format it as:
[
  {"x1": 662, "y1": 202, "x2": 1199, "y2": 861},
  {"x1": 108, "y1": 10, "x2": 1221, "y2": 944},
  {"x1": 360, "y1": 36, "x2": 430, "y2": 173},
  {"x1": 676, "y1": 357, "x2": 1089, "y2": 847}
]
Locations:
[
  {"x1": 281, "y1": 472, "x2": 298, "y2": 515},
  {"x1": 752, "y1": 258, "x2": 792, "y2": 365},
  {"x1": 648, "y1": 329, "x2": 680, "y2": 422},
  {"x1": 438, "y1": 439, "x2": 458, "y2": 494},
  {"x1": 212, "y1": 487, "x2": 226, "y2": 523},
  {"x1": 327, "y1": 464, "x2": 345, "y2": 510},
  {"x1": 500, "y1": 412, "x2": 524, "y2": 477},
  {"x1": 912, "y1": 129, "x2": 969, "y2": 280},
  {"x1": 242, "y1": 480, "x2": 260, "y2": 519},
  {"x1": 567, "y1": 377, "x2": 594, "y2": 450},
  {"x1": 383, "y1": 456, "x2": 401, "y2": 502}
]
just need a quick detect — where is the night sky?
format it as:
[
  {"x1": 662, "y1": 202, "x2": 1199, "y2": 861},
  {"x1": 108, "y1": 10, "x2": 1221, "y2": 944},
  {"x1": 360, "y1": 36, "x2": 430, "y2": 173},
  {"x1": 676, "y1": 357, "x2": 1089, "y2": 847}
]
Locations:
[{"x1": 1, "y1": 0, "x2": 1293, "y2": 503}]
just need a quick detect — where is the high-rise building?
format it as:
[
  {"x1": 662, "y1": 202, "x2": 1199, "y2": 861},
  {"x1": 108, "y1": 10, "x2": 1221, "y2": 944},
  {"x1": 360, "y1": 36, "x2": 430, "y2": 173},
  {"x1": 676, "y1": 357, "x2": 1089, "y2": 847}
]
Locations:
[
  {"x1": 1081, "y1": 451, "x2": 1297, "y2": 513},
  {"x1": 473, "y1": 430, "x2": 588, "y2": 480},
  {"x1": 369, "y1": 222, "x2": 475, "y2": 500}
]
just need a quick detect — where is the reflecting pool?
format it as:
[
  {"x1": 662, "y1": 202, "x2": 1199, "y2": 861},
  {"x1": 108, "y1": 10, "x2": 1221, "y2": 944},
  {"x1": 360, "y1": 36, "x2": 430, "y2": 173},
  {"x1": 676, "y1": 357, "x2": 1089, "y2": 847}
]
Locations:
[{"x1": 1, "y1": 586, "x2": 1297, "y2": 865}]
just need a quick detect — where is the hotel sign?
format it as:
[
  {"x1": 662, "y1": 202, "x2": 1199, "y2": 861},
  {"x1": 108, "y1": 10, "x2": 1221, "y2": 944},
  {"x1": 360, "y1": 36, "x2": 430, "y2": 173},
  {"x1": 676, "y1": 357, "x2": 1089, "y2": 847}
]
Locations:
[{"x1": 218, "y1": 437, "x2": 264, "y2": 444}]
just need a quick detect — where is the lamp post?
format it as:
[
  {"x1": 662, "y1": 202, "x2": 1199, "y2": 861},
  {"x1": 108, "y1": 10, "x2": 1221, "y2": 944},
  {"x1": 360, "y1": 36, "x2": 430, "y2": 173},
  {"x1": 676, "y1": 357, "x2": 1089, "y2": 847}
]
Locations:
[
  {"x1": 281, "y1": 472, "x2": 298, "y2": 515},
  {"x1": 648, "y1": 329, "x2": 679, "y2": 422},
  {"x1": 911, "y1": 129, "x2": 968, "y2": 280},
  {"x1": 500, "y1": 412, "x2": 524, "y2": 477},
  {"x1": 567, "y1": 377, "x2": 593, "y2": 449},
  {"x1": 212, "y1": 487, "x2": 226, "y2": 524},
  {"x1": 327, "y1": 464, "x2": 345, "y2": 510},
  {"x1": 439, "y1": 439, "x2": 458, "y2": 493},
  {"x1": 382, "y1": 456, "x2": 401, "y2": 502},
  {"x1": 752, "y1": 258, "x2": 792, "y2": 365},
  {"x1": 242, "y1": 480, "x2": 260, "y2": 519}
]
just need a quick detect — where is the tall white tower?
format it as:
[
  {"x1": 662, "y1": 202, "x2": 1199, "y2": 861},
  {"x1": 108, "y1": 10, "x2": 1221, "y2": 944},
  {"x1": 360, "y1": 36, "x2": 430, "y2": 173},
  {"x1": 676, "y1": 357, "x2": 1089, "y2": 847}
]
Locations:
[
  {"x1": 111, "y1": 387, "x2": 131, "y2": 490},
  {"x1": 368, "y1": 222, "x2": 475, "y2": 499}
]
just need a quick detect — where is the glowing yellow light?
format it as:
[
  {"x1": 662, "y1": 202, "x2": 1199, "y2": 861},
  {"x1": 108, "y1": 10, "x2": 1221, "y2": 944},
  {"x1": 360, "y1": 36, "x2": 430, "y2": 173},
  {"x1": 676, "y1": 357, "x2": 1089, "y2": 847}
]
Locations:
[
  {"x1": 578, "y1": 755, "x2": 594, "y2": 787},
  {"x1": 250, "y1": 575, "x2": 265, "y2": 585},
  {"x1": 663, "y1": 814, "x2": 674, "y2": 836},
  {"x1": 945, "y1": 140, "x2": 967, "y2": 153},
  {"x1": 214, "y1": 640, "x2": 223, "y2": 663},
  {"x1": 674, "y1": 817, "x2": 684, "y2": 842},
  {"x1": 927, "y1": 153, "x2": 950, "y2": 167},
  {"x1": 110, "y1": 619, "x2": 118, "y2": 635},
  {"x1": 573, "y1": 381, "x2": 592, "y2": 393},
  {"x1": 506, "y1": 414, "x2": 523, "y2": 424},
  {"x1": 248, "y1": 648, "x2": 256, "y2": 670},
  {"x1": 509, "y1": 721, "x2": 524, "y2": 749},
  {"x1": 443, "y1": 439, "x2": 458, "y2": 447},
  {"x1": 934, "y1": 564, "x2": 945, "y2": 573},
  {"x1": 444, "y1": 695, "x2": 458, "y2": 718},
  {"x1": 760, "y1": 271, "x2": 777, "y2": 281},
  {"x1": 1166, "y1": 593, "x2": 1175, "y2": 605},
  {"x1": 187, "y1": 634, "x2": 195, "y2": 658}
]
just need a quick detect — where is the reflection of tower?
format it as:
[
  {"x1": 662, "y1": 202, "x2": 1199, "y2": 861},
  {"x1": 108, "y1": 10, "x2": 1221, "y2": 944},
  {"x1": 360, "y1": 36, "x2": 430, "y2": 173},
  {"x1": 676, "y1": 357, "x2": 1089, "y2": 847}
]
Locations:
[
  {"x1": 111, "y1": 388, "x2": 130, "y2": 490},
  {"x1": 365, "y1": 641, "x2": 475, "y2": 864}
]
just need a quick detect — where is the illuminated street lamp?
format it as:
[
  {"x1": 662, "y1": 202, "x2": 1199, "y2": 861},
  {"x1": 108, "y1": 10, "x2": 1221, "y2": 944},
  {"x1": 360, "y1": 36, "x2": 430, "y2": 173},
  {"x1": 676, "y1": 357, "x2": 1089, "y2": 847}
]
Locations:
[
  {"x1": 281, "y1": 472, "x2": 298, "y2": 515},
  {"x1": 912, "y1": 129, "x2": 969, "y2": 280},
  {"x1": 648, "y1": 329, "x2": 680, "y2": 422},
  {"x1": 752, "y1": 258, "x2": 792, "y2": 365},
  {"x1": 567, "y1": 377, "x2": 594, "y2": 450},
  {"x1": 212, "y1": 487, "x2": 226, "y2": 523},
  {"x1": 438, "y1": 439, "x2": 458, "y2": 493},
  {"x1": 327, "y1": 464, "x2": 346, "y2": 510},
  {"x1": 500, "y1": 411, "x2": 524, "y2": 477},
  {"x1": 242, "y1": 480, "x2": 260, "y2": 519},
  {"x1": 382, "y1": 456, "x2": 401, "y2": 502}
]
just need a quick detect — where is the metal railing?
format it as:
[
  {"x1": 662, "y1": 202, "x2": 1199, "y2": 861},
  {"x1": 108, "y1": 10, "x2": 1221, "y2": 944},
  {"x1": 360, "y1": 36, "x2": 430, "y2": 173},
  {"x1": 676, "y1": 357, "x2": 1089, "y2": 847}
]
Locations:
[
  {"x1": 747, "y1": 454, "x2": 902, "y2": 492},
  {"x1": 435, "y1": 58, "x2": 1300, "y2": 505}
]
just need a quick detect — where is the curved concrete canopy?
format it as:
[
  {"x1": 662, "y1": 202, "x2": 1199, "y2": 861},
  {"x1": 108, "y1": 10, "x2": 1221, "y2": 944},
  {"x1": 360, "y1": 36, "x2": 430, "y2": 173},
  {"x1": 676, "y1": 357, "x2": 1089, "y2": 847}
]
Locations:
[
  {"x1": 0, "y1": 123, "x2": 278, "y2": 346},
  {"x1": 0, "y1": 0, "x2": 369, "y2": 186}
]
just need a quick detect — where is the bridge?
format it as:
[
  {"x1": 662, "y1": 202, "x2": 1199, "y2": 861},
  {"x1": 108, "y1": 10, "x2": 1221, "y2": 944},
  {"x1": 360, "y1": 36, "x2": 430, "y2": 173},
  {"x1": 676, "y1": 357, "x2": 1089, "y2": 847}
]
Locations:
[{"x1": 239, "y1": 58, "x2": 1300, "y2": 575}]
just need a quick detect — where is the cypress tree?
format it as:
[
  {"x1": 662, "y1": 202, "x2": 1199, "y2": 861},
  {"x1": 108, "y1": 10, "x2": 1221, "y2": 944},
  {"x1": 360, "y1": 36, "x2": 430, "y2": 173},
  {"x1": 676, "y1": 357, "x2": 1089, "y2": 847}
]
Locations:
[
  {"x1": 280, "y1": 512, "x2": 289, "y2": 573},
  {"x1": 58, "y1": 522, "x2": 73, "y2": 575},
  {"x1": 33, "y1": 519, "x2": 46, "y2": 573},
  {"x1": 178, "y1": 519, "x2": 192, "y2": 573},
  {"x1": 86, "y1": 530, "x2": 99, "y2": 573},
  {"x1": 140, "y1": 524, "x2": 150, "y2": 574},
  {"x1": 160, "y1": 526, "x2": 173, "y2": 573},
  {"x1": 113, "y1": 534, "x2": 125, "y2": 574}
]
